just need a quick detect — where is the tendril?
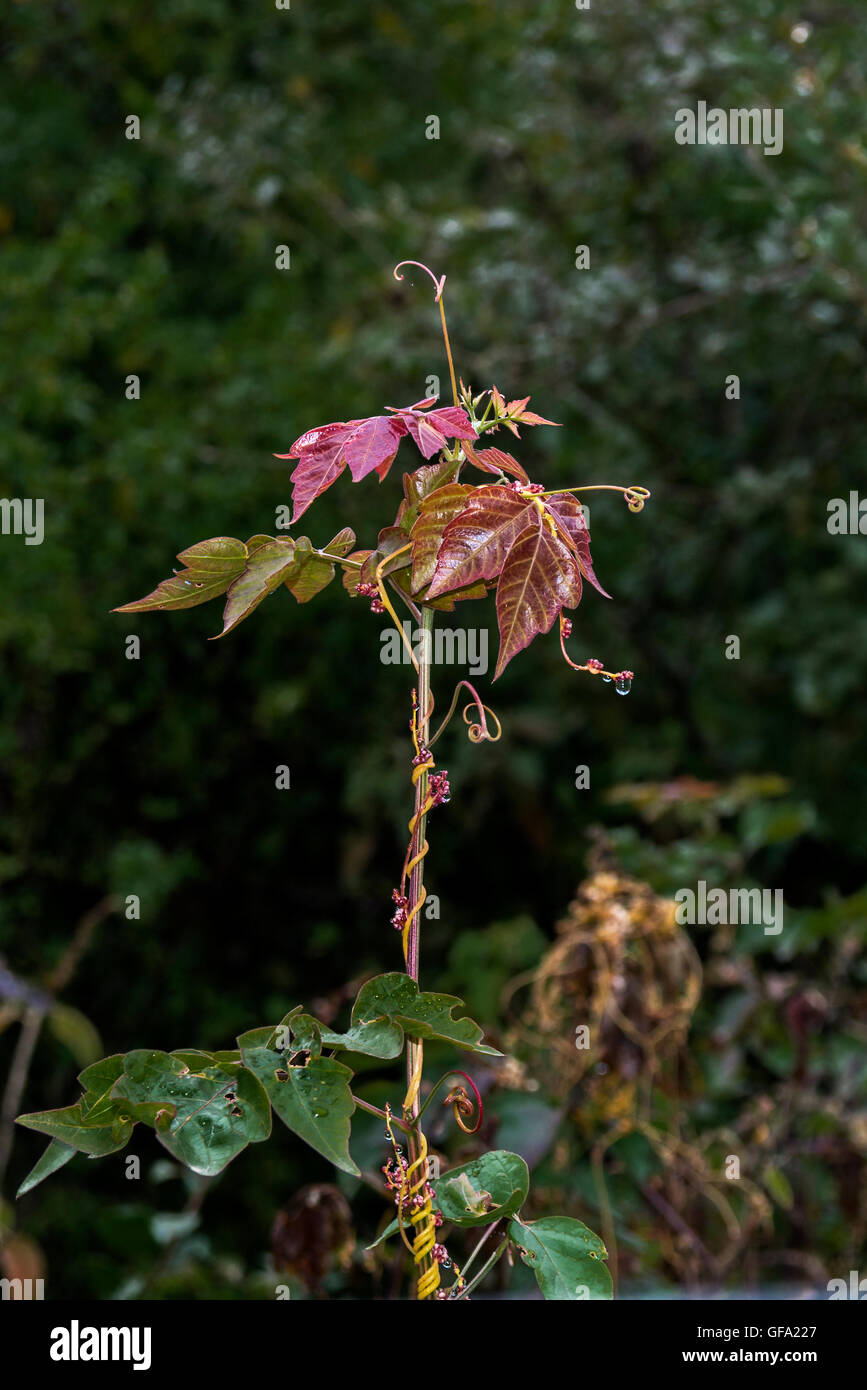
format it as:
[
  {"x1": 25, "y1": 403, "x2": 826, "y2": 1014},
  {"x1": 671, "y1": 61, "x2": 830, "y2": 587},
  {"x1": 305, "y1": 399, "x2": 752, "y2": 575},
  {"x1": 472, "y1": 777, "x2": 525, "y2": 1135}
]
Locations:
[
  {"x1": 416, "y1": 1068, "x2": 484, "y2": 1135},
  {"x1": 558, "y1": 616, "x2": 634, "y2": 693},
  {"x1": 539, "y1": 483, "x2": 651, "y2": 513},
  {"x1": 393, "y1": 260, "x2": 446, "y2": 302},
  {"x1": 429, "y1": 679, "x2": 502, "y2": 749}
]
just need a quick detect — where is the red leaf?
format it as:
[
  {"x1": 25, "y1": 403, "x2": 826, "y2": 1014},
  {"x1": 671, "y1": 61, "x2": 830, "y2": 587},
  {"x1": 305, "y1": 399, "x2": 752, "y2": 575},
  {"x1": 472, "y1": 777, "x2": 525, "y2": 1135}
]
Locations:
[
  {"x1": 426, "y1": 485, "x2": 535, "y2": 598},
  {"x1": 494, "y1": 518, "x2": 582, "y2": 679},
  {"x1": 424, "y1": 406, "x2": 478, "y2": 441},
  {"x1": 402, "y1": 413, "x2": 449, "y2": 460},
  {"x1": 276, "y1": 421, "x2": 355, "y2": 461},
  {"x1": 514, "y1": 409, "x2": 561, "y2": 427},
  {"x1": 409, "y1": 483, "x2": 475, "y2": 593},
  {"x1": 545, "y1": 493, "x2": 611, "y2": 598},
  {"x1": 464, "y1": 444, "x2": 530, "y2": 484},
  {"x1": 289, "y1": 437, "x2": 350, "y2": 522},
  {"x1": 283, "y1": 403, "x2": 476, "y2": 521},
  {"x1": 344, "y1": 416, "x2": 406, "y2": 482}
]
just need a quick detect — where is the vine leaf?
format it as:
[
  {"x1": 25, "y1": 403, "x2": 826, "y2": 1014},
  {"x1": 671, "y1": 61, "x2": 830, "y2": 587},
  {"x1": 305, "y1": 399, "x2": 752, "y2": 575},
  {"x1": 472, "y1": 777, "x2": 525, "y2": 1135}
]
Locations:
[
  {"x1": 508, "y1": 1216, "x2": 613, "y2": 1300},
  {"x1": 494, "y1": 517, "x2": 583, "y2": 678},
  {"x1": 113, "y1": 538, "x2": 248, "y2": 613},
  {"x1": 544, "y1": 494, "x2": 611, "y2": 598},
  {"x1": 15, "y1": 1101, "x2": 133, "y2": 1156},
  {"x1": 437, "y1": 1151, "x2": 529, "y2": 1228},
  {"x1": 238, "y1": 1033, "x2": 360, "y2": 1177},
  {"x1": 318, "y1": 972, "x2": 502, "y2": 1059},
  {"x1": 409, "y1": 483, "x2": 475, "y2": 593},
  {"x1": 368, "y1": 1150, "x2": 527, "y2": 1250},
  {"x1": 112, "y1": 1049, "x2": 272, "y2": 1177},
  {"x1": 16, "y1": 1138, "x2": 76, "y2": 1198},
  {"x1": 17, "y1": 1054, "x2": 133, "y2": 1157},
  {"x1": 463, "y1": 443, "x2": 530, "y2": 485},
  {"x1": 216, "y1": 537, "x2": 298, "y2": 637},
  {"x1": 425, "y1": 485, "x2": 538, "y2": 598},
  {"x1": 278, "y1": 403, "x2": 477, "y2": 521}
]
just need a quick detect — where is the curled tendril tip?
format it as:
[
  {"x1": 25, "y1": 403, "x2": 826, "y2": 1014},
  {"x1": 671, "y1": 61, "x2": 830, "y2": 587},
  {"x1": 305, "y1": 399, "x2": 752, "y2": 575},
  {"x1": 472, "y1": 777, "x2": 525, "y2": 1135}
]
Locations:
[{"x1": 393, "y1": 260, "x2": 446, "y2": 303}]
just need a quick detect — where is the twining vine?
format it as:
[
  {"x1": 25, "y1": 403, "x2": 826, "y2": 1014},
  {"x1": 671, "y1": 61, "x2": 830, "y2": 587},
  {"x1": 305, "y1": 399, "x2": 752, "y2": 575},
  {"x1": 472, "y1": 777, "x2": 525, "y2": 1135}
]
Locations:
[{"x1": 16, "y1": 259, "x2": 649, "y2": 1301}]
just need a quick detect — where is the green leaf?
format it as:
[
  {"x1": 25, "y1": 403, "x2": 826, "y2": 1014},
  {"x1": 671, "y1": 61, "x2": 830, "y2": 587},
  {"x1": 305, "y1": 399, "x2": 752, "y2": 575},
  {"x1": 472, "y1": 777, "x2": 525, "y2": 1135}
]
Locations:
[
  {"x1": 283, "y1": 536, "x2": 336, "y2": 604},
  {"x1": 16, "y1": 1101, "x2": 134, "y2": 1156},
  {"x1": 216, "y1": 537, "x2": 298, "y2": 637},
  {"x1": 238, "y1": 1038, "x2": 359, "y2": 1176},
  {"x1": 508, "y1": 1216, "x2": 613, "y2": 1300},
  {"x1": 323, "y1": 526, "x2": 356, "y2": 557},
  {"x1": 320, "y1": 972, "x2": 501, "y2": 1059},
  {"x1": 16, "y1": 1139, "x2": 77, "y2": 1198},
  {"x1": 113, "y1": 537, "x2": 248, "y2": 613},
  {"x1": 366, "y1": 1213, "x2": 401, "y2": 1249},
  {"x1": 112, "y1": 1050, "x2": 271, "y2": 1176},
  {"x1": 438, "y1": 1150, "x2": 529, "y2": 1227}
]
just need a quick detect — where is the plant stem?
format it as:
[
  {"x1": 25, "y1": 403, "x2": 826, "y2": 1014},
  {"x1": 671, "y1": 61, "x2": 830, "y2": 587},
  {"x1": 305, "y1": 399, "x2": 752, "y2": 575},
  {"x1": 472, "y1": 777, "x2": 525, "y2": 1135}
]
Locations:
[
  {"x1": 405, "y1": 605, "x2": 434, "y2": 1298},
  {"x1": 439, "y1": 299, "x2": 459, "y2": 407},
  {"x1": 451, "y1": 1238, "x2": 508, "y2": 1300},
  {"x1": 352, "y1": 1094, "x2": 413, "y2": 1135},
  {"x1": 458, "y1": 1218, "x2": 502, "y2": 1280}
]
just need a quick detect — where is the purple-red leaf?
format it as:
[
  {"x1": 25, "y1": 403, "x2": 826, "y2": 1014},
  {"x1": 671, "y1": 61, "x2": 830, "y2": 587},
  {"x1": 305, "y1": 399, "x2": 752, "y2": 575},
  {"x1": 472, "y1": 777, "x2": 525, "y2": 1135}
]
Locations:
[
  {"x1": 494, "y1": 518, "x2": 582, "y2": 679},
  {"x1": 426, "y1": 485, "x2": 536, "y2": 598},
  {"x1": 344, "y1": 416, "x2": 406, "y2": 482},
  {"x1": 545, "y1": 494, "x2": 611, "y2": 599},
  {"x1": 463, "y1": 444, "x2": 530, "y2": 484},
  {"x1": 409, "y1": 483, "x2": 475, "y2": 594},
  {"x1": 280, "y1": 404, "x2": 475, "y2": 520},
  {"x1": 285, "y1": 435, "x2": 351, "y2": 522}
]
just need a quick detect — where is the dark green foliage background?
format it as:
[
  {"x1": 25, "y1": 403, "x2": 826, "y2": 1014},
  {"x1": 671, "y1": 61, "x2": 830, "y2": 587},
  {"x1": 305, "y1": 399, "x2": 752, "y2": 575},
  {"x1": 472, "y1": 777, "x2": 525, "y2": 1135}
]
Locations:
[{"x1": 1, "y1": 0, "x2": 864, "y2": 1297}]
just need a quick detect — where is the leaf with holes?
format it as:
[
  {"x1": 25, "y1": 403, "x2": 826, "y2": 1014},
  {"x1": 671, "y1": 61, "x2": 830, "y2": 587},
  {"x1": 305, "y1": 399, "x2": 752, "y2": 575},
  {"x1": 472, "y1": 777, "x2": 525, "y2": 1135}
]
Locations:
[
  {"x1": 509, "y1": 1216, "x2": 612, "y2": 1300},
  {"x1": 112, "y1": 1049, "x2": 271, "y2": 1176},
  {"x1": 238, "y1": 1034, "x2": 360, "y2": 1177},
  {"x1": 113, "y1": 538, "x2": 248, "y2": 614}
]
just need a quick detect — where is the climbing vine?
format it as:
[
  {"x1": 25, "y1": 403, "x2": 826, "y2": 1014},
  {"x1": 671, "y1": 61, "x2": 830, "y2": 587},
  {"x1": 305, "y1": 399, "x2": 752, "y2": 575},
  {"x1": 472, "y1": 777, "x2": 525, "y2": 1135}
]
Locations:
[{"x1": 16, "y1": 261, "x2": 649, "y2": 1300}]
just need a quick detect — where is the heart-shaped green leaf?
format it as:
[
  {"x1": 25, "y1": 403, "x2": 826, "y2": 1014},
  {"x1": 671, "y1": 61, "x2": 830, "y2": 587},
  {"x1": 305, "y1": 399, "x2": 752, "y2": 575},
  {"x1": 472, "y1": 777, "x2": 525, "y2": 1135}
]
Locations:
[
  {"x1": 238, "y1": 1037, "x2": 359, "y2": 1176},
  {"x1": 438, "y1": 1150, "x2": 529, "y2": 1227},
  {"x1": 508, "y1": 1216, "x2": 613, "y2": 1300}
]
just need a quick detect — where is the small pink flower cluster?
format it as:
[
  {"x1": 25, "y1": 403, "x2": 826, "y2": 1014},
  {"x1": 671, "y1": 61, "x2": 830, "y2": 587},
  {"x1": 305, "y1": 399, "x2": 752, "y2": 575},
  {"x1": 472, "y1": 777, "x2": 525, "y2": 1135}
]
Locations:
[{"x1": 355, "y1": 581, "x2": 384, "y2": 614}]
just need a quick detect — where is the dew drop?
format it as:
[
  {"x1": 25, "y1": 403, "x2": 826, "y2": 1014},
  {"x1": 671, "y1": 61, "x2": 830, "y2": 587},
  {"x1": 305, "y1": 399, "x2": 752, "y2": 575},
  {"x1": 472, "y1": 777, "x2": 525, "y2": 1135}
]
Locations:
[
  {"x1": 615, "y1": 676, "x2": 632, "y2": 696},
  {"x1": 602, "y1": 674, "x2": 612, "y2": 684}
]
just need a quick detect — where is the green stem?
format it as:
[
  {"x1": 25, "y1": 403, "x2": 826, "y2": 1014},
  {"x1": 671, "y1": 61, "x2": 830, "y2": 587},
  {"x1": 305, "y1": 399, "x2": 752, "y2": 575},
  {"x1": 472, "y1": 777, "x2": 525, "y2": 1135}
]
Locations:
[{"x1": 451, "y1": 1238, "x2": 508, "y2": 1299}]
